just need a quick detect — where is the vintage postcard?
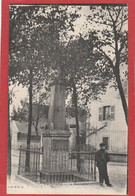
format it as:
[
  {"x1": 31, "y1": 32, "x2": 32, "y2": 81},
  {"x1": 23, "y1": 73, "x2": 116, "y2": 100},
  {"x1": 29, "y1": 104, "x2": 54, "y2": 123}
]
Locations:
[{"x1": 0, "y1": 0, "x2": 135, "y2": 195}]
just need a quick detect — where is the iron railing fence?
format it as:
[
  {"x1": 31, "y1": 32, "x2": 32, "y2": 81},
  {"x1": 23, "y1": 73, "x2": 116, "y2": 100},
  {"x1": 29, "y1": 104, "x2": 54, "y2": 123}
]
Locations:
[
  {"x1": 18, "y1": 146, "x2": 96, "y2": 184},
  {"x1": 18, "y1": 147, "x2": 42, "y2": 182}
]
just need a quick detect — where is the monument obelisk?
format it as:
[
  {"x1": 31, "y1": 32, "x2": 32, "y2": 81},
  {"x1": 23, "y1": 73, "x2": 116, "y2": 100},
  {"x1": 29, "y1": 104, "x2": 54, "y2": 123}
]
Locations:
[{"x1": 41, "y1": 75, "x2": 70, "y2": 177}]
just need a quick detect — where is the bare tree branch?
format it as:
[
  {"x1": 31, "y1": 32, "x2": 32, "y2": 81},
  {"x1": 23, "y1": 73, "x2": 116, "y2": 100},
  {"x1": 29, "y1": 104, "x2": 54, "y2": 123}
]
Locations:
[
  {"x1": 107, "y1": 6, "x2": 115, "y2": 24},
  {"x1": 115, "y1": 6, "x2": 123, "y2": 23}
]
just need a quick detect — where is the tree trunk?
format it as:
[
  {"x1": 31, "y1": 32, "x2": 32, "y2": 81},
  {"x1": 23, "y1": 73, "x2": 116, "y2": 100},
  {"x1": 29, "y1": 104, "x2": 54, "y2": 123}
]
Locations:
[
  {"x1": 72, "y1": 83, "x2": 81, "y2": 172},
  {"x1": 35, "y1": 126, "x2": 38, "y2": 136},
  {"x1": 25, "y1": 68, "x2": 33, "y2": 172},
  {"x1": 114, "y1": 67, "x2": 128, "y2": 125},
  {"x1": 113, "y1": 23, "x2": 128, "y2": 125},
  {"x1": 7, "y1": 96, "x2": 11, "y2": 178},
  {"x1": 35, "y1": 108, "x2": 39, "y2": 136}
]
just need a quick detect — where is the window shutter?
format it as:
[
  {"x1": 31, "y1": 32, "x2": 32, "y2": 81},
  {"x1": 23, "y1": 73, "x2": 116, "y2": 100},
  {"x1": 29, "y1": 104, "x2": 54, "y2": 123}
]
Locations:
[
  {"x1": 110, "y1": 105, "x2": 115, "y2": 120},
  {"x1": 98, "y1": 107, "x2": 103, "y2": 121}
]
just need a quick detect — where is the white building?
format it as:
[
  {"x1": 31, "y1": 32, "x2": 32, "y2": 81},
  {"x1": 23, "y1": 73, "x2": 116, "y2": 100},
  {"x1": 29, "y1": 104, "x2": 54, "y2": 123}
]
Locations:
[
  {"x1": 10, "y1": 120, "x2": 42, "y2": 149},
  {"x1": 86, "y1": 79, "x2": 128, "y2": 155}
]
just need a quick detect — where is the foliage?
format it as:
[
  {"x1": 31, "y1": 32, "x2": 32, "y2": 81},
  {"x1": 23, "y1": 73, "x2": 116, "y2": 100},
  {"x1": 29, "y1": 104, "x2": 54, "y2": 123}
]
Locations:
[
  {"x1": 9, "y1": 5, "x2": 80, "y2": 87},
  {"x1": 59, "y1": 35, "x2": 113, "y2": 108}
]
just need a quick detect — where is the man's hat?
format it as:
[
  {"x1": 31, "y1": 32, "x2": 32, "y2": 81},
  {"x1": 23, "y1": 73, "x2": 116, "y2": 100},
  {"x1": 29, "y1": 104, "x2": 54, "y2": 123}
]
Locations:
[{"x1": 99, "y1": 143, "x2": 106, "y2": 147}]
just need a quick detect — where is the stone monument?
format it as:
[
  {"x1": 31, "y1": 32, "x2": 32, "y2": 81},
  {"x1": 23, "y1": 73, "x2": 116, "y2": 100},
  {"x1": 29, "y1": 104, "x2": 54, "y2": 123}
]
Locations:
[{"x1": 41, "y1": 78, "x2": 71, "y2": 181}]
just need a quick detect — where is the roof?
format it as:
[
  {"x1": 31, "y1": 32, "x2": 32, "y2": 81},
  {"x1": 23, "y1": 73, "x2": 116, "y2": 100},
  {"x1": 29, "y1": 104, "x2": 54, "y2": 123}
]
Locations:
[
  {"x1": 11, "y1": 120, "x2": 47, "y2": 135},
  {"x1": 18, "y1": 132, "x2": 40, "y2": 141}
]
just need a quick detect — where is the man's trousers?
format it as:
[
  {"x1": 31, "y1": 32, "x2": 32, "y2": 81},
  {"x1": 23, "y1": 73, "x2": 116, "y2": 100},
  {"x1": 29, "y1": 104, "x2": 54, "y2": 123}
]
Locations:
[{"x1": 98, "y1": 163, "x2": 110, "y2": 185}]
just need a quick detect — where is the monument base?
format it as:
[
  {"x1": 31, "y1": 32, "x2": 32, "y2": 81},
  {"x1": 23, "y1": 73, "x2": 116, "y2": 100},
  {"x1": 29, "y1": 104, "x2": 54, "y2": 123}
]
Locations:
[
  {"x1": 42, "y1": 130, "x2": 71, "y2": 174},
  {"x1": 40, "y1": 171, "x2": 89, "y2": 183}
]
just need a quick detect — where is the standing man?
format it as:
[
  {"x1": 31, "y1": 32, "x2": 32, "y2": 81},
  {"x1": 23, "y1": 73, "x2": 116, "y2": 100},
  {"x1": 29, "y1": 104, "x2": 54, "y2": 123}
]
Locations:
[{"x1": 95, "y1": 143, "x2": 113, "y2": 187}]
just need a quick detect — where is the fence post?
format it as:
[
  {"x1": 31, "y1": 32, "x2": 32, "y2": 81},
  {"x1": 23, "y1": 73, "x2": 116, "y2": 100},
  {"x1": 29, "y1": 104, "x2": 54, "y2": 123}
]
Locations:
[
  {"x1": 94, "y1": 153, "x2": 96, "y2": 180},
  {"x1": 38, "y1": 148, "x2": 40, "y2": 172},
  {"x1": 17, "y1": 146, "x2": 22, "y2": 175},
  {"x1": 35, "y1": 148, "x2": 38, "y2": 182},
  {"x1": 88, "y1": 153, "x2": 90, "y2": 180}
]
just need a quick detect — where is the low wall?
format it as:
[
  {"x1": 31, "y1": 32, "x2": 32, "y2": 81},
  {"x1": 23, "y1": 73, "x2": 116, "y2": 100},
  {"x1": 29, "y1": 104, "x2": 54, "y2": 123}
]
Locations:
[{"x1": 109, "y1": 153, "x2": 127, "y2": 163}]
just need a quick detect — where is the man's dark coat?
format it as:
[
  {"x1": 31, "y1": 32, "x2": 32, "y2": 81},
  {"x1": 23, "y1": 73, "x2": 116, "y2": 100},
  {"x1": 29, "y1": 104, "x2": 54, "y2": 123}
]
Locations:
[{"x1": 95, "y1": 149, "x2": 110, "y2": 185}]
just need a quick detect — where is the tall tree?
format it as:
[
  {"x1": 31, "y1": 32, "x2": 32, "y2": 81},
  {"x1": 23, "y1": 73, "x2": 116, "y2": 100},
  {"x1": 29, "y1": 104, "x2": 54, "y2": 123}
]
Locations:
[
  {"x1": 9, "y1": 5, "x2": 80, "y2": 171},
  {"x1": 87, "y1": 5, "x2": 128, "y2": 125},
  {"x1": 51, "y1": 35, "x2": 112, "y2": 171},
  {"x1": 7, "y1": 84, "x2": 17, "y2": 177}
]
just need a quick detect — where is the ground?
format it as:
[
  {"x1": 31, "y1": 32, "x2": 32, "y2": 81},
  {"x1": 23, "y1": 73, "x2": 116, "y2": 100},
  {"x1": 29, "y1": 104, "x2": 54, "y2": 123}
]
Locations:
[{"x1": 7, "y1": 149, "x2": 127, "y2": 195}]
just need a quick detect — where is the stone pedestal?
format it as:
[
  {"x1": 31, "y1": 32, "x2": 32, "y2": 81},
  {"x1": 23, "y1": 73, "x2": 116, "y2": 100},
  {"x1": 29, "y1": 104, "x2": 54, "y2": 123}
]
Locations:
[
  {"x1": 42, "y1": 83, "x2": 70, "y2": 175},
  {"x1": 42, "y1": 131, "x2": 70, "y2": 173}
]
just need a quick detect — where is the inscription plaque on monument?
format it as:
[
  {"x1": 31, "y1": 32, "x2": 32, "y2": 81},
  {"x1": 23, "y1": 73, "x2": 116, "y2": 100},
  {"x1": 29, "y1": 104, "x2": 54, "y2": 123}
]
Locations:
[{"x1": 51, "y1": 139, "x2": 68, "y2": 150}]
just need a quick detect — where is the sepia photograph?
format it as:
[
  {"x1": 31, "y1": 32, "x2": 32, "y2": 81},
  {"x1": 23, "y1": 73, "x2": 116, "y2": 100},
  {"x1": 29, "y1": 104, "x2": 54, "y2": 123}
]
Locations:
[{"x1": 7, "y1": 4, "x2": 128, "y2": 195}]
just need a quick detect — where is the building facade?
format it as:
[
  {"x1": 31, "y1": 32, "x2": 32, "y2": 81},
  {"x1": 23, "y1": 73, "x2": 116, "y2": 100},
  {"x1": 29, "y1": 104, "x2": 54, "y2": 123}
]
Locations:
[{"x1": 86, "y1": 80, "x2": 128, "y2": 154}]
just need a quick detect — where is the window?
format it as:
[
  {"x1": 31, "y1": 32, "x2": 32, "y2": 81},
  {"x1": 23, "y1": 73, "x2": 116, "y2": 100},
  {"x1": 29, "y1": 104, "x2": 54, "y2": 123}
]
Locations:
[
  {"x1": 103, "y1": 106, "x2": 110, "y2": 120},
  {"x1": 103, "y1": 137, "x2": 109, "y2": 150},
  {"x1": 98, "y1": 106, "x2": 115, "y2": 121}
]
